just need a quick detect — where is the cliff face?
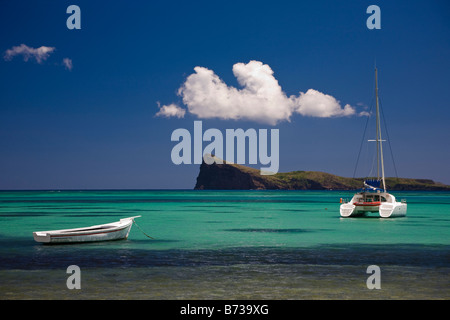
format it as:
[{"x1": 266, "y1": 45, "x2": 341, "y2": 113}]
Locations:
[
  {"x1": 194, "y1": 160, "x2": 450, "y2": 191},
  {"x1": 194, "y1": 161, "x2": 284, "y2": 190}
]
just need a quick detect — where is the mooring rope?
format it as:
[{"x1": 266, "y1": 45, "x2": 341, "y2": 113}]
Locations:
[{"x1": 132, "y1": 219, "x2": 155, "y2": 239}]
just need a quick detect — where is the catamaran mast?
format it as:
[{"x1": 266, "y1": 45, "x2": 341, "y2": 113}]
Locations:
[
  {"x1": 375, "y1": 68, "x2": 380, "y2": 180},
  {"x1": 375, "y1": 67, "x2": 386, "y2": 192}
]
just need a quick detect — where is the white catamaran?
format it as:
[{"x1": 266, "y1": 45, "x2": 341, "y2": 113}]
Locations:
[{"x1": 340, "y1": 68, "x2": 407, "y2": 218}]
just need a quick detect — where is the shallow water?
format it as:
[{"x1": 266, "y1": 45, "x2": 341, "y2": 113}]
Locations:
[{"x1": 0, "y1": 190, "x2": 448, "y2": 299}]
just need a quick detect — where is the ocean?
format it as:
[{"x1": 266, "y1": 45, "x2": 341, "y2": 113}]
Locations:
[{"x1": 0, "y1": 190, "x2": 448, "y2": 300}]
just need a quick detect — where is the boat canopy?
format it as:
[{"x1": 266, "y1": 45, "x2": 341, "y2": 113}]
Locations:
[{"x1": 362, "y1": 179, "x2": 383, "y2": 192}]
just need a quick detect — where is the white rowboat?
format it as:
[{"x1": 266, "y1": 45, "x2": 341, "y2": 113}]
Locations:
[{"x1": 33, "y1": 216, "x2": 141, "y2": 244}]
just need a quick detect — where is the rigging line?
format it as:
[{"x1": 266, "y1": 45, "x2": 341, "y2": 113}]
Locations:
[
  {"x1": 353, "y1": 99, "x2": 374, "y2": 179},
  {"x1": 378, "y1": 96, "x2": 399, "y2": 179},
  {"x1": 368, "y1": 141, "x2": 377, "y2": 178}
]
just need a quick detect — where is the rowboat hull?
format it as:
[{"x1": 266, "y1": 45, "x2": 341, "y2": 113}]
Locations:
[{"x1": 33, "y1": 216, "x2": 140, "y2": 244}]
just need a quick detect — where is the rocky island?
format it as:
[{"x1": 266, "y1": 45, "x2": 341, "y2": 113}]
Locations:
[{"x1": 194, "y1": 158, "x2": 450, "y2": 191}]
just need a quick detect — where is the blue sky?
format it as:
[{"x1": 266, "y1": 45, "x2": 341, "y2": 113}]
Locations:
[{"x1": 1, "y1": 0, "x2": 449, "y2": 189}]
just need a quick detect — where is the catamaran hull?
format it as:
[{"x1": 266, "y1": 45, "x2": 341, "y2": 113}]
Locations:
[
  {"x1": 340, "y1": 202, "x2": 407, "y2": 218},
  {"x1": 379, "y1": 202, "x2": 407, "y2": 218},
  {"x1": 340, "y1": 203, "x2": 360, "y2": 217},
  {"x1": 340, "y1": 205, "x2": 376, "y2": 217},
  {"x1": 33, "y1": 216, "x2": 139, "y2": 244}
]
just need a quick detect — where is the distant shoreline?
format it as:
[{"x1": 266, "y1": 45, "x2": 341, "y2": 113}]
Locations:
[
  {"x1": 0, "y1": 188, "x2": 450, "y2": 193},
  {"x1": 194, "y1": 161, "x2": 450, "y2": 191},
  {"x1": 1, "y1": 188, "x2": 450, "y2": 192}
]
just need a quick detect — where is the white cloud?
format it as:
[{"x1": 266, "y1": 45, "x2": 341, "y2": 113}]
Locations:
[
  {"x1": 355, "y1": 102, "x2": 371, "y2": 117},
  {"x1": 4, "y1": 44, "x2": 55, "y2": 63},
  {"x1": 155, "y1": 102, "x2": 186, "y2": 118},
  {"x1": 292, "y1": 89, "x2": 355, "y2": 117},
  {"x1": 177, "y1": 61, "x2": 293, "y2": 125},
  {"x1": 358, "y1": 111, "x2": 371, "y2": 117},
  {"x1": 62, "y1": 58, "x2": 73, "y2": 71},
  {"x1": 159, "y1": 60, "x2": 356, "y2": 125}
]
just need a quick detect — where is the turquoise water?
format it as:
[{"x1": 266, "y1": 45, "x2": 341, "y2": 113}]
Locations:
[{"x1": 0, "y1": 190, "x2": 449, "y2": 299}]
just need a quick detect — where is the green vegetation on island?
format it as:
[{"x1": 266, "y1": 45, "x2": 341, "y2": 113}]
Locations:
[{"x1": 194, "y1": 160, "x2": 450, "y2": 191}]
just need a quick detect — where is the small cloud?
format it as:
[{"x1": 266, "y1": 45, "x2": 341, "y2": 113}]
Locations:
[
  {"x1": 292, "y1": 89, "x2": 355, "y2": 117},
  {"x1": 358, "y1": 111, "x2": 371, "y2": 117},
  {"x1": 4, "y1": 44, "x2": 55, "y2": 63},
  {"x1": 62, "y1": 58, "x2": 73, "y2": 71},
  {"x1": 356, "y1": 102, "x2": 371, "y2": 117},
  {"x1": 155, "y1": 102, "x2": 186, "y2": 119}
]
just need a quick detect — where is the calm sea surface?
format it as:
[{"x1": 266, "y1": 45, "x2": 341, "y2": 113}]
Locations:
[{"x1": 0, "y1": 190, "x2": 448, "y2": 299}]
